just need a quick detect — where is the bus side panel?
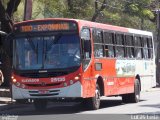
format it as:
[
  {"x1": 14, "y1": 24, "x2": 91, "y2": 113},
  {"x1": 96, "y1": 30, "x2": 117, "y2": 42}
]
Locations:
[
  {"x1": 82, "y1": 63, "x2": 96, "y2": 98},
  {"x1": 135, "y1": 60, "x2": 156, "y2": 91},
  {"x1": 94, "y1": 58, "x2": 124, "y2": 96}
]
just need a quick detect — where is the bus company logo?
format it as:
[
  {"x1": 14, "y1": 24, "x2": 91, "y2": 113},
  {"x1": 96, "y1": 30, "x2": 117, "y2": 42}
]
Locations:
[
  {"x1": 51, "y1": 77, "x2": 65, "y2": 83},
  {"x1": 22, "y1": 79, "x2": 39, "y2": 83},
  {"x1": 41, "y1": 82, "x2": 46, "y2": 86}
]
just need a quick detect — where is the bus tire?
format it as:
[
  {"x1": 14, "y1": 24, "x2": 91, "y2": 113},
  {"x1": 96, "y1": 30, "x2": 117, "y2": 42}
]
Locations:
[
  {"x1": 34, "y1": 99, "x2": 47, "y2": 111},
  {"x1": 122, "y1": 79, "x2": 140, "y2": 103},
  {"x1": 87, "y1": 84, "x2": 101, "y2": 110}
]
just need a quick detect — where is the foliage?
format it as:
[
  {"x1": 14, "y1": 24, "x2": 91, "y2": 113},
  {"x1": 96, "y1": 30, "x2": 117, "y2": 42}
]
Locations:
[{"x1": 5, "y1": 0, "x2": 160, "y2": 32}]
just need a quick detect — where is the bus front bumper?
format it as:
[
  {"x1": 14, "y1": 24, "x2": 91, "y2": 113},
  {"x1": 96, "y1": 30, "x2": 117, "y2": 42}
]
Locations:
[{"x1": 12, "y1": 81, "x2": 82, "y2": 100}]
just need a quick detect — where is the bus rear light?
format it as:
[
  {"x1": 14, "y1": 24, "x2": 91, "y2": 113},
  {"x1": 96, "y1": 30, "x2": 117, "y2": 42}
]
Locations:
[
  {"x1": 13, "y1": 79, "x2": 17, "y2": 83},
  {"x1": 11, "y1": 76, "x2": 14, "y2": 79},
  {"x1": 64, "y1": 82, "x2": 67, "y2": 87},
  {"x1": 70, "y1": 80, "x2": 73, "y2": 85}
]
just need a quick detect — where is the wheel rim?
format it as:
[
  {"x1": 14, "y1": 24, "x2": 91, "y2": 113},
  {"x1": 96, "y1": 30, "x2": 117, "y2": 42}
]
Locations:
[
  {"x1": 135, "y1": 82, "x2": 140, "y2": 100},
  {"x1": 95, "y1": 87, "x2": 100, "y2": 107}
]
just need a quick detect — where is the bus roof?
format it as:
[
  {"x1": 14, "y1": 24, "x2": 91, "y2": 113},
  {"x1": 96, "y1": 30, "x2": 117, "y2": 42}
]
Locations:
[{"x1": 15, "y1": 18, "x2": 153, "y2": 36}]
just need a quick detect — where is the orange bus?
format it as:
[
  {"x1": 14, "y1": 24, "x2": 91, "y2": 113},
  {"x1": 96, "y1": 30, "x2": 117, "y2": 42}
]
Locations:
[{"x1": 11, "y1": 18, "x2": 156, "y2": 110}]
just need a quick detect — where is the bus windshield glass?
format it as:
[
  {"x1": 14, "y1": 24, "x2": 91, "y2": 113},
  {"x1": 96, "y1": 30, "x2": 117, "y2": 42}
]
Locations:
[{"x1": 13, "y1": 33, "x2": 81, "y2": 70}]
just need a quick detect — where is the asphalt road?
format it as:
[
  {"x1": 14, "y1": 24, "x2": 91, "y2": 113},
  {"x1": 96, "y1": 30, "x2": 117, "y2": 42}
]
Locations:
[{"x1": 0, "y1": 88, "x2": 160, "y2": 120}]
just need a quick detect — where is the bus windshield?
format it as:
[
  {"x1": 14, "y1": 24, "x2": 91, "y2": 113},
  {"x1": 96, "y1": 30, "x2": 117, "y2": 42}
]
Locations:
[{"x1": 13, "y1": 33, "x2": 81, "y2": 70}]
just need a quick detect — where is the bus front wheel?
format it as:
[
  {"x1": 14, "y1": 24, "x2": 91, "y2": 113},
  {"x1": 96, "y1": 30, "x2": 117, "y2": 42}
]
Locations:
[
  {"x1": 87, "y1": 84, "x2": 101, "y2": 110},
  {"x1": 34, "y1": 99, "x2": 47, "y2": 111}
]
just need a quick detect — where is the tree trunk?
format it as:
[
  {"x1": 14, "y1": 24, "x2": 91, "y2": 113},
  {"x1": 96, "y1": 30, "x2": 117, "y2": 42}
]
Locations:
[
  {"x1": 67, "y1": 0, "x2": 73, "y2": 11},
  {"x1": 0, "y1": 0, "x2": 21, "y2": 87},
  {"x1": 91, "y1": 0, "x2": 107, "y2": 22}
]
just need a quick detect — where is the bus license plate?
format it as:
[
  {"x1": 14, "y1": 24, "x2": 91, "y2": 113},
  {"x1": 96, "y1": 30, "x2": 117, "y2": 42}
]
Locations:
[{"x1": 39, "y1": 90, "x2": 49, "y2": 94}]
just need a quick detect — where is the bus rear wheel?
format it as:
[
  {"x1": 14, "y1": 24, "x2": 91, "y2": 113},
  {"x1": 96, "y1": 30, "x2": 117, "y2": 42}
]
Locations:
[
  {"x1": 34, "y1": 99, "x2": 47, "y2": 111},
  {"x1": 87, "y1": 84, "x2": 101, "y2": 110},
  {"x1": 122, "y1": 79, "x2": 140, "y2": 103}
]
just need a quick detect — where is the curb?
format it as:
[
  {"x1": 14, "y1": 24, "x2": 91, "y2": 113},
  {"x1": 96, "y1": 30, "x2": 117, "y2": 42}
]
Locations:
[{"x1": 145, "y1": 87, "x2": 160, "y2": 92}]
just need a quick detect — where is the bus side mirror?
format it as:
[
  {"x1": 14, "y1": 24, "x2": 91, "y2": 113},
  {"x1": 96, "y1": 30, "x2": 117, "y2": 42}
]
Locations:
[{"x1": 0, "y1": 61, "x2": 2, "y2": 69}]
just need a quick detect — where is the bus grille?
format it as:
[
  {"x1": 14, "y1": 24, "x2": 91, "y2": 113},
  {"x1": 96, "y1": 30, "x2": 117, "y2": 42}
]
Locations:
[
  {"x1": 30, "y1": 93, "x2": 59, "y2": 96},
  {"x1": 29, "y1": 90, "x2": 60, "y2": 96},
  {"x1": 26, "y1": 83, "x2": 61, "y2": 87}
]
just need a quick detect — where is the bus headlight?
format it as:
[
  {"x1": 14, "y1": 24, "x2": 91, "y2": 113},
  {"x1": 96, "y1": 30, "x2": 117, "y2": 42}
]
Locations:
[
  {"x1": 74, "y1": 76, "x2": 79, "y2": 80},
  {"x1": 13, "y1": 79, "x2": 17, "y2": 83},
  {"x1": 70, "y1": 80, "x2": 73, "y2": 85}
]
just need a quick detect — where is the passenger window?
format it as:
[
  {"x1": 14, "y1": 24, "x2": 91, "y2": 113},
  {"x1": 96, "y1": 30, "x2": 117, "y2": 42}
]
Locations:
[
  {"x1": 147, "y1": 38, "x2": 153, "y2": 48},
  {"x1": 105, "y1": 45, "x2": 115, "y2": 57},
  {"x1": 135, "y1": 48, "x2": 142, "y2": 59},
  {"x1": 116, "y1": 46, "x2": 125, "y2": 58},
  {"x1": 93, "y1": 30, "x2": 103, "y2": 43},
  {"x1": 104, "y1": 32, "x2": 115, "y2": 57},
  {"x1": 125, "y1": 35, "x2": 135, "y2": 58},
  {"x1": 148, "y1": 38, "x2": 153, "y2": 59},
  {"x1": 134, "y1": 36, "x2": 141, "y2": 47},
  {"x1": 104, "y1": 32, "x2": 114, "y2": 44},
  {"x1": 142, "y1": 37, "x2": 148, "y2": 59},
  {"x1": 126, "y1": 35, "x2": 134, "y2": 46},
  {"x1": 134, "y1": 36, "x2": 143, "y2": 59},
  {"x1": 115, "y1": 33, "x2": 125, "y2": 58},
  {"x1": 93, "y1": 29, "x2": 104, "y2": 58},
  {"x1": 116, "y1": 34, "x2": 124, "y2": 45}
]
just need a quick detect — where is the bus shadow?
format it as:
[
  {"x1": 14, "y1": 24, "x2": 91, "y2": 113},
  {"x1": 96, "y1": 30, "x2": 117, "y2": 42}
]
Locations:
[
  {"x1": 0, "y1": 99, "x2": 146, "y2": 116},
  {"x1": 139, "y1": 103, "x2": 160, "y2": 109},
  {"x1": 99, "y1": 99, "x2": 146, "y2": 109},
  {"x1": 100, "y1": 99, "x2": 123, "y2": 109},
  {"x1": 0, "y1": 102, "x2": 85, "y2": 115}
]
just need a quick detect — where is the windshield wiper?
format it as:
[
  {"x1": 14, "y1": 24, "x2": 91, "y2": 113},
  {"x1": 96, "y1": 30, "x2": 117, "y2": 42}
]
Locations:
[
  {"x1": 28, "y1": 38, "x2": 37, "y2": 53},
  {"x1": 47, "y1": 33, "x2": 63, "y2": 52}
]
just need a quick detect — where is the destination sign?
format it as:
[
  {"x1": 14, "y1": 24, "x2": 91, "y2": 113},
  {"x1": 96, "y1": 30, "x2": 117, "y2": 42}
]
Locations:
[{"x1": 14, "y1": 21, "x2": 78, "y2": 33}]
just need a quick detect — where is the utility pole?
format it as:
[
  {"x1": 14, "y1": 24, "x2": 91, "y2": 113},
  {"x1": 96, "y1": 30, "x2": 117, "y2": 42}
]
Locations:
[
  {"x1": 24, "y1": 0, "x2": 32, "y2": 20},
  {"x1": 156, "y1": 9, "x2": 160, "y2": 86}
]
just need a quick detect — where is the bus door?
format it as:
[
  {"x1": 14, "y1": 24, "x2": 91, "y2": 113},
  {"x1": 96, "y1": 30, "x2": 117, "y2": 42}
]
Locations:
[{"x1": 81, "y1": 28, "x2": 94, "y2": 97}]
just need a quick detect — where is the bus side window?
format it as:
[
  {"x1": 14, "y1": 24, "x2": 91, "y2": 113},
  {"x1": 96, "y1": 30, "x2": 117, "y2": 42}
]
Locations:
[
  {"x1": 147, "y1": 37, "x2": 153, "y2": 59},
  {"x1": 93, "y1": 29, "x2": 104, "y2": 58},
  {"x1": 103, "y1": 32, "x2": 115, "y2": 58},
  {"x1": 142, "y1": 37, "x2": 148, "y2": 59},
  {"x1": 134, "y1": 36, "x2": 143, "y2": 59},
  {"x1": 125, "y1": 35, "x2": 134, "y2": 58},
  {"x1": 115, "y1": 34, "x2": 125, "y2": 58}
]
